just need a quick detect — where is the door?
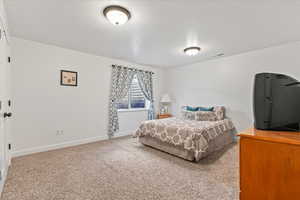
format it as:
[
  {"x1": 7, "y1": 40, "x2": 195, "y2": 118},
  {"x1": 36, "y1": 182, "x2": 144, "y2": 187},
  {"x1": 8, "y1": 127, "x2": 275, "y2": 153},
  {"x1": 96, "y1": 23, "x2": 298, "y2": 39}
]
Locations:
[{"x1": 0, "y1": 15, "x2": 11, "y2": 183}]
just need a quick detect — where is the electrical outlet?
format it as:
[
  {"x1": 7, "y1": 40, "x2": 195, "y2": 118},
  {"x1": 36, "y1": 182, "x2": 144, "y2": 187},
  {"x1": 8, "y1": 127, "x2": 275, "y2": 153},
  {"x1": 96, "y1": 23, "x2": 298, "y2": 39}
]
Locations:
[
  {"x1": 56, "y1": 130, "x2": 60, "y2": 136},
  {"x1": 60, "y1": 130, "x2": 64, "y2": 135}
]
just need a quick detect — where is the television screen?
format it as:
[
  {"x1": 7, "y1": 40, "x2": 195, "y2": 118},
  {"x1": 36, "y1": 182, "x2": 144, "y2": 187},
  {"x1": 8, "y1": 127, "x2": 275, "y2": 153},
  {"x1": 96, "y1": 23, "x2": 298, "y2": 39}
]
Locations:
[{"x1": 253, "y1": 73, "x2": 300, "y2": 131}]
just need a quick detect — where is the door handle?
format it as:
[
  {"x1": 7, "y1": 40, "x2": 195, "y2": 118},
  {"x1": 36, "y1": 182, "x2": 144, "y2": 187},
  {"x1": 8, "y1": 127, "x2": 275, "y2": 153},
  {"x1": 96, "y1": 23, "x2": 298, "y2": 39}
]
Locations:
[{"x1": 4, "y1": 112, "x2": 12, "y2": 118}]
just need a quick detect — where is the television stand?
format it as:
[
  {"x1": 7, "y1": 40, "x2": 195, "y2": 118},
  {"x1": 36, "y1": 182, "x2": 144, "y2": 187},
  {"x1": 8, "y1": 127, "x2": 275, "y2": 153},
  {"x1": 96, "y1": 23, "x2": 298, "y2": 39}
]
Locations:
[{"x1": 238, "y1": 128, "x2": 300, "y2": 200}]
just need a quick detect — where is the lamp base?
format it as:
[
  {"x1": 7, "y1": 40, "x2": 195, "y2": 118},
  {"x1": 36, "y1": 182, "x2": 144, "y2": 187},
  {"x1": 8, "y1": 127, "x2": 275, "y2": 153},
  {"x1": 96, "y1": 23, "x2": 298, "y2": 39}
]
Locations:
[{"x1": 160, "y1": 105, "x2": 169, "y2": 114}]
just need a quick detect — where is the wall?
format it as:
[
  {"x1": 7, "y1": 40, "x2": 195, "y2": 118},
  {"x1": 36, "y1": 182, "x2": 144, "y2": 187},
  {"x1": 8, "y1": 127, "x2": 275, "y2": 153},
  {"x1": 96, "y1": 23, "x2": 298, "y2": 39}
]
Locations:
[
  {"x1": 166, "y1": 42, "x2": 300, "y2": 131},
  {"x1": 11, "y1": 37, "x2": 165, "y2": 156},
  {"x1": 0, "y1": 0, "x2": 11, "y2": 195}
]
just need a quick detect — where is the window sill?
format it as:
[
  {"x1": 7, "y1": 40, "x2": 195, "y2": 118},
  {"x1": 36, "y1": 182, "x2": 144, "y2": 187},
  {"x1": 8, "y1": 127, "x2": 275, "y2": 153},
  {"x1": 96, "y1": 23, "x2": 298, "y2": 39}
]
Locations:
[{"x1": 118, "y1": 108, "x2": 149, "y2": 113}]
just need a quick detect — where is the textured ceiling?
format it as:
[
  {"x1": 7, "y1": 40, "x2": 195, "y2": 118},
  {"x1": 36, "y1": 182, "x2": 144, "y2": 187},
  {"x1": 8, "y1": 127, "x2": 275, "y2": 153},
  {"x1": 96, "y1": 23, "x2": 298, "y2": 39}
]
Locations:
[{"x1": 4, "y1": 0, "x2": 300, "y2": 67}]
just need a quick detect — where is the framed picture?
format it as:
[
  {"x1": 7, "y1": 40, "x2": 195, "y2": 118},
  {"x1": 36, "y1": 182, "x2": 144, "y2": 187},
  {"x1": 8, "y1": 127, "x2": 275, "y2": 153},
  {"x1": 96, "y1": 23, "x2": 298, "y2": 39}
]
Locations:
[{"x1": 60, "y1": 70, "x2": 78, "y2": 86}]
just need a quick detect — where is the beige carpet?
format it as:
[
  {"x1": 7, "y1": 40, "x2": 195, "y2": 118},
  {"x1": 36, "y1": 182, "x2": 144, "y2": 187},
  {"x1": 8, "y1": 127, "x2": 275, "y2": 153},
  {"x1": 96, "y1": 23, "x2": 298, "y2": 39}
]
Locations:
[{"x1": 1, "y1": 136, "x2": 239, "y2": 200}]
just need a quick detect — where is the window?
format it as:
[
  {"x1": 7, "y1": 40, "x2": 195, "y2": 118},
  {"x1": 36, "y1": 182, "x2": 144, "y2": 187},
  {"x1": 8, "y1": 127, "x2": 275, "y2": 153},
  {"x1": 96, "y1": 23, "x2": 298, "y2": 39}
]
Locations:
[{"x1": 117, "y1": 75, "x2": 147, "y2": 110}]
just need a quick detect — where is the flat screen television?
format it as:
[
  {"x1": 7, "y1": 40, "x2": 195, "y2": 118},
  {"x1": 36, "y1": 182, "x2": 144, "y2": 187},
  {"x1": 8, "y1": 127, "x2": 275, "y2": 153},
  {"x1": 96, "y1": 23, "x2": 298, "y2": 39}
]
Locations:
[{"x1": 254, "y1": 73, "x2": 300, "y2": 131}]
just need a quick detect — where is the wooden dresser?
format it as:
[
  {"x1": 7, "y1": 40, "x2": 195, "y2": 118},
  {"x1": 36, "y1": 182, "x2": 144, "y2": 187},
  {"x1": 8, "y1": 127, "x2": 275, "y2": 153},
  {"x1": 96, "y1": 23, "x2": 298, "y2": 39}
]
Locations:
[{"x1": 238, "y1": 128, "x2": 300, "y2": 200}]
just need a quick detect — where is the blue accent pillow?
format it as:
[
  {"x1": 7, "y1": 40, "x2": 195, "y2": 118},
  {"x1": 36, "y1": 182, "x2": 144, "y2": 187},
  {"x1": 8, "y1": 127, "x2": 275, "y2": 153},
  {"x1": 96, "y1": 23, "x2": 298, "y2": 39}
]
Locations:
[
  {"x1": 186, "y1": 106, "x2": 199, "y2": 112},
  {"x1": 199, "y1": 106, "x2": 214, "y2": 111}
]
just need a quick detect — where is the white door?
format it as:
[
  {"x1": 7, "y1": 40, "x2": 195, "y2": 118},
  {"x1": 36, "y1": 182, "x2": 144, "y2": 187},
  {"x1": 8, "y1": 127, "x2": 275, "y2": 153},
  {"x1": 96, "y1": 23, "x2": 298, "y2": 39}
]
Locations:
[{"x1": 0, "y1": 18, "x2": 11, "y2": 183}]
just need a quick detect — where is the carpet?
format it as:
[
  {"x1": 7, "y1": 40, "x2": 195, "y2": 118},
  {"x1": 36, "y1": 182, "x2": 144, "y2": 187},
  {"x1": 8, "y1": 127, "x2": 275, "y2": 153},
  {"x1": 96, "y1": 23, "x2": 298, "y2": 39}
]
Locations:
[{"x1": 1, "y1": 136, "x2": 239, "y2": 200}]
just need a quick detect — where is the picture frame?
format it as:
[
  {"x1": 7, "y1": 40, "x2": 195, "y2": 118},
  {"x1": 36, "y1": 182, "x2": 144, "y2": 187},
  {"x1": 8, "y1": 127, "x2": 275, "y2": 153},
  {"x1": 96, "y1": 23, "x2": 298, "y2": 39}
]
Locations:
[{"x1": 60, "y1": 70, "x2": 78, "y2": 86}]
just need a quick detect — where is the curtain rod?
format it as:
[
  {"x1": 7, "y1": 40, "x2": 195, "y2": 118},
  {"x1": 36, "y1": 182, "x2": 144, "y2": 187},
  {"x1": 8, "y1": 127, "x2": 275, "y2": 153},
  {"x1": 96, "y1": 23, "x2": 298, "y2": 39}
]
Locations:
[{"x1": 112, "y1": 64, "x2": 154, "y2": 74}]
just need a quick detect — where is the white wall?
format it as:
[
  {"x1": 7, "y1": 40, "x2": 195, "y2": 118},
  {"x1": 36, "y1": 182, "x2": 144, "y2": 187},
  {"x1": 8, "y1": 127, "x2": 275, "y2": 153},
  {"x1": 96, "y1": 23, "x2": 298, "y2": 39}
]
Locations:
[
  {"x1": 11, "y1": 37, "x2": 165, "y2": 156},
  {"x1": 118, "y1": 110, "x2": 148, "y2": 136},
  {"x1": 166, "y1": 42, "x2": 300, "y2": 131},
  {"x1": 0, "y1": 0, "x2": 11, "y2": 195}
]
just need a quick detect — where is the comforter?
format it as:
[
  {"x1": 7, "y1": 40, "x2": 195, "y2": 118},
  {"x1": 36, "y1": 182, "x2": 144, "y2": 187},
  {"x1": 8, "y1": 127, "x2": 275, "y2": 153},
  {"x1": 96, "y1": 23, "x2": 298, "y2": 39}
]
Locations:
[{"x1": 134, "y1": 117, "x2": 235, "y2": 159}]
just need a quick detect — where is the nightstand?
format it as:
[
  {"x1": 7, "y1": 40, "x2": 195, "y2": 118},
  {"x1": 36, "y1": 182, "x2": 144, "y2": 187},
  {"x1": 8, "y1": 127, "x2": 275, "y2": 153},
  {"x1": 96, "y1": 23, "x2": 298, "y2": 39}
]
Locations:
[{"x1": 157, "y1": 114, "x2": 172, "y2": 119}]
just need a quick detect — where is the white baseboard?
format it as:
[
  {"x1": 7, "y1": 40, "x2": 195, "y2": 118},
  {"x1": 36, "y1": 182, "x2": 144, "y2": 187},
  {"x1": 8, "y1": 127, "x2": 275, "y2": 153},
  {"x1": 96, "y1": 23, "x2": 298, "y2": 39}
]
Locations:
[
  {"x1": 117, "y1": 130, "x2": 134, "y2": 137},
  {"x1": 12, "y1": 135, "x2": 108, "y2": 158},
  {"x1": 12, "y1": 131, "x2": 135, "y2": 158}
]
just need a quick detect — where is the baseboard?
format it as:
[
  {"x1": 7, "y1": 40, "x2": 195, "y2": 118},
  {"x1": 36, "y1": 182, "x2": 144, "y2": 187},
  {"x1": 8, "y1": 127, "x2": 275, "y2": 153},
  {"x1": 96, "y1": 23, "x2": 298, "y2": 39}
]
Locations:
[
  {"x1": 12, "y1": 131, "x2": 135, "y2": 158},
  {"x1": 117, "y1": 130, "x2": 134, "y2": 137},
  {"x1": 12, "y1": 135, "x2": 108, "y2": 158}
]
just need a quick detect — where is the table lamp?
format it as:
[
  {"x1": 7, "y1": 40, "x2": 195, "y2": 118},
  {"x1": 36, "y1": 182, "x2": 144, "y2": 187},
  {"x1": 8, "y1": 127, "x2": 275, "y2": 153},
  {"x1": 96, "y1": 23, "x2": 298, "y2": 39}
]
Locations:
[{"x1": 160, "y1": 94, "x2": 171, "y2": 114}]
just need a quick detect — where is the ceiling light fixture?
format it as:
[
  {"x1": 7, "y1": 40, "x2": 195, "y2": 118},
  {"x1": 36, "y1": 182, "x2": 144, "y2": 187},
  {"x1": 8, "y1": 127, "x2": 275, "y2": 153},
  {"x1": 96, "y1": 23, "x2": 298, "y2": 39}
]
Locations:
[
  {"x1": 184, "y1": 46, "x2": 201, "y2": 56},
  {"x1": 103, "y1": 5, "x2": 131, "y2": 26}
]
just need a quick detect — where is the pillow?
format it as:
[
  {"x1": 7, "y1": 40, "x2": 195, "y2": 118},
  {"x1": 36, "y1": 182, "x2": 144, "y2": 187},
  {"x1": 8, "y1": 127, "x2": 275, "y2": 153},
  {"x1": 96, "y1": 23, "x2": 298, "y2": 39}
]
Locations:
[
  {"x1": 181, "y1": 110, "x2": 197, "y2": 120},
  {"x1": 213, "y1": 106, "x2": 225, "y2": 120},
  {"x1": 186, "y1": 106, "x2": 199, "y2": 112},
  {"x1": 181, "y1": 106, "x2": 226, "y2": 121},
  {"x1": 186, "y1": 106, "x2": 214, "y2": 112},
  {"x1": 195, "y1": 111, "x2": 218, "y2": 121},
  {"x1": 198, "y1": 106, "x2": 214, "y2": 111}
]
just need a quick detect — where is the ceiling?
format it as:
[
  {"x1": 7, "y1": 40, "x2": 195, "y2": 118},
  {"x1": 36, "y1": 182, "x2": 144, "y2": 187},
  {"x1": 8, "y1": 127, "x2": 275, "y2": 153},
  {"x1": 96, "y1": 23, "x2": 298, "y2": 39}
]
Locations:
[{"x1": 4, "y1": 0, "x2": 300, "y2": 68}]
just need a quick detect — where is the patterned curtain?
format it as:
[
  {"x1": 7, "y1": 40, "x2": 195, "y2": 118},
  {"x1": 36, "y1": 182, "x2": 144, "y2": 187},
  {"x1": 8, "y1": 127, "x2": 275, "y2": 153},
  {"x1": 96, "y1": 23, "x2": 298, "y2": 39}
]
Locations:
[
  {"x1": 136, "y1": 71, "x2": 155, "y2": 120},
  {"x1": 108, "y1": 65, "x2": 135, "y2": 138}
]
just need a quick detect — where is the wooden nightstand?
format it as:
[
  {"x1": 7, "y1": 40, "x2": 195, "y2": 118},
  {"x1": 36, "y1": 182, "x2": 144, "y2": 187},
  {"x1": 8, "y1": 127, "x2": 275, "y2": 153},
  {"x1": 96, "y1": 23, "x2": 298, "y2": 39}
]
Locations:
[{"x1": 157, "y1": 114, "x2": 172, "y2": 119}]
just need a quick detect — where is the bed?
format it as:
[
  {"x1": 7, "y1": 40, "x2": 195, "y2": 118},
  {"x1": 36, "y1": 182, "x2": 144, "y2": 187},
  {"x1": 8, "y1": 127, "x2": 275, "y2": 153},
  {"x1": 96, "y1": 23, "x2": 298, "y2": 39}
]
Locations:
[{"x1": 134, "y1": 106, "x2": 236, "y2": 161}]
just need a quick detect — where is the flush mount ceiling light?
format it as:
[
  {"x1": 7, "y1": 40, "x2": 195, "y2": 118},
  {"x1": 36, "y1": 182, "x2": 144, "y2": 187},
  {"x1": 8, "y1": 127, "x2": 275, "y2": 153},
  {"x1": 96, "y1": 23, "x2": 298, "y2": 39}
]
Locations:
[
  {"x1": 103, "y1": 5, "x2": 131, "y2": 25},
  {"x1": 184, "y1": 46, "x2": 201, "y2": 56}
]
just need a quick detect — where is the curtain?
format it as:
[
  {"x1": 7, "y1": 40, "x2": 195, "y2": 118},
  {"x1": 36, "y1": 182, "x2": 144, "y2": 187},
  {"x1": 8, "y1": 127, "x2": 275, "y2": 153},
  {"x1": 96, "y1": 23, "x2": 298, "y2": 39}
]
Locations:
[
  {"x1": 136, "y1": 70, "x2": 155, "y2": 120},
  {"x1": 108, "y1": 65, "x2": 135, "y2": 138}
]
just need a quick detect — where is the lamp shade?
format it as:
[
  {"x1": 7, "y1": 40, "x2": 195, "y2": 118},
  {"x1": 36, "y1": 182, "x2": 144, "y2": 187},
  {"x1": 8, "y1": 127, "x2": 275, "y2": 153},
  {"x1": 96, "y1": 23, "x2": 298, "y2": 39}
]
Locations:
[{"x1": 160, "y1": 94, "x2": 171, "y2": 103}]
